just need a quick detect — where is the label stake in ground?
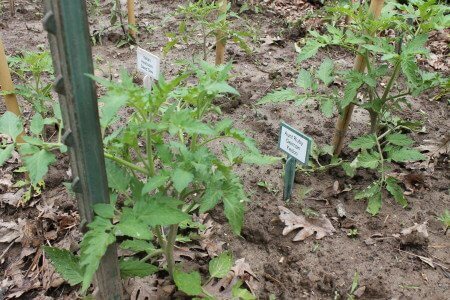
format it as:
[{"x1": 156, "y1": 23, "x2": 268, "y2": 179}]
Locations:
[
  {"x1": 136, "y1": 47, "x2": 160, "y2": 90},
  {"x1": 278, "y1": 122, "x2": 312, "y2": 201}
]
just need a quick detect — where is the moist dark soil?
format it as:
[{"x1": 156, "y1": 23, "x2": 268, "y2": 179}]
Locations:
[{"x1": 1, "y1": 1, "x2": 449, "y2": 299}]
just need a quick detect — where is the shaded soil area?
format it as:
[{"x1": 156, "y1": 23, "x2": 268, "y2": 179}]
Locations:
[{"x1": 1, "y1": 0, "x2": 449, "y2": 299}]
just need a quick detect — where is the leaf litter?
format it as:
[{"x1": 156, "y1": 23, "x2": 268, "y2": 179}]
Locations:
[{"x1": 278, "y1": 206, "x2": 336, "y2": 241}]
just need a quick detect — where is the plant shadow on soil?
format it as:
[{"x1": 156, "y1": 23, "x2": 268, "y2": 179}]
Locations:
[{"x1": 0, "y1": 0, "x2": 449, "y2": 299}]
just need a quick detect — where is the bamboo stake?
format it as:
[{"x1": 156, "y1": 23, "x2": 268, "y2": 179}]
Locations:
[
  {"x1": 0, "y1": 37, "x2": 23, "y2": 142},
  {"x1": 215, "y1": 0, "x2": 227, "y2": 65},
  {"x1": 9, "y1": 0, "x2": 15, "y2": 17},
  {"x1": 127, "y1": 0, "x2": 136, "y2": 39},
  {"x1": 332, "y1": 0, "x2": 384, "y2": 156}
]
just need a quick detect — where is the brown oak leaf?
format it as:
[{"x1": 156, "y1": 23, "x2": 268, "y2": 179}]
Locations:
[{"x1": 278, "y1": 206, "x2": 335, "y2": 241}]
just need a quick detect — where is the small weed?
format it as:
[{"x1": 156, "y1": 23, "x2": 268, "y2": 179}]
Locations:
[
  {"x1": 437, "y1": 210, "x2": 450, "y2": 233},
  {"x1": 347, "y1": 228, "x2": 358, "y2": 238}
]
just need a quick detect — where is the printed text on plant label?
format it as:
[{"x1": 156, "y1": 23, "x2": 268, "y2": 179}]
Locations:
[{"x1": 136, "y1": 47, "x2": 160, "y2": 79}]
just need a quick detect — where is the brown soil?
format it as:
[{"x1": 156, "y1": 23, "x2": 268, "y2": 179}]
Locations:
[{"x1": 1, "y1": 1, "x2": 449, "y2": 299}]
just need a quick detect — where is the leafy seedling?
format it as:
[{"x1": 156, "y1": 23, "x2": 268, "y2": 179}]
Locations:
[{"x1": 437, "y1": 210, "x2": 450, "y2": 234}]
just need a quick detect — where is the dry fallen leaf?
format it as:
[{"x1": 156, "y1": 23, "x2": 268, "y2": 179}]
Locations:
[
  {"x1": 203, "y1": 258, "x2": 259, "y2": 299},
  {"x1": 400, "y1": 222, "x2": 429, "y2": 247},
  {"x1": 278, "y1": 206, "x2": 336, "y2": 241},
  {"x1": 0, "y1": 219, "x2": 23, "y2": 243},
  {"x1": 125, "y1": 275, "x2": 174, "y2": 300}
]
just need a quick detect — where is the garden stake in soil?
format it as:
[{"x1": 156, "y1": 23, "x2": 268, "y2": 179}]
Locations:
[
  {"x1": 127, "y1": 0, "x2": 136, "y2": 39},
  {"x1": 43, "y1": 1, "x2": 122, "y2": 298},
  {"x1": 215, "y1": 0, "x2": 227, "y2": 65},
  {"x1": 332, "y1": 0, "x2": 385, "y2": 156},
  {"x1": 278, "y1": 122, "x2": 312, "y2": 201},
  {"x1": 0, "y1": 37, "x2": 23, "y2": 142}
]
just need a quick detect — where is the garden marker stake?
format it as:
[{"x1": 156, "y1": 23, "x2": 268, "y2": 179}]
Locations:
[
  {"x1": 43, "y1": 1, "x2": 122, "y2": 298},
  {"x1": 0, "y1": 37, "x2": 23, "y2": 142},
  {"x1": 332, "y1": 0, "x2": 384, "y2": 156},
  {"x1": 215, "y1": 0, "x2": 227, "y2": 65},
  {"x1": 278, "y1": 122, "x2": 312, "y2": 201},
  {"x1": 127, "y1": 0, "x2": 136, "y2": 39},
  {"x1": 136, "y1": 47, "x2": 160, "y2": 90}
]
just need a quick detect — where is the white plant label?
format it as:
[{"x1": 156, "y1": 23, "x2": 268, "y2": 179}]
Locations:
[
  {"x1": 278, "y1": 122, "x2": 312, "y2": 165},
  {"x1": 136, "y1": 47, "x2": 160, "y2": 79}
]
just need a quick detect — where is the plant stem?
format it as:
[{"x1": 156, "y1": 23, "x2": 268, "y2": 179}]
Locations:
[
  {"x1": 375, "y1": 133, "x2": 385, "y2": 182},
  {"x1": 380, "y1": 61, "x2": 401, "y2": 103},
  {"x1": 146, "y1": 129, "x2": 155, "y2": 176},
  {"x1": 165, "y1": 224, "x2": 179, "y2": 280},
  {"x1": 154, "y1": 226, "x2": 166, "y2": 248},
  {"x1": 140, "y1": 249, "x2": 164, "y2": 262},
  {"x1": 104, "y1": 152, "x2": 149, "y2": 175}
]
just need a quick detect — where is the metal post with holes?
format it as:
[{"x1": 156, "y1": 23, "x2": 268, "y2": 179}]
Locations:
[{"x1": 42, "y1": 1, "x2": 122, "y2": 299}]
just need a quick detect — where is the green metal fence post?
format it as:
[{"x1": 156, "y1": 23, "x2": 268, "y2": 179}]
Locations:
[{"x1": 43, "y1": 1, "x2": 122, "y2": 299}]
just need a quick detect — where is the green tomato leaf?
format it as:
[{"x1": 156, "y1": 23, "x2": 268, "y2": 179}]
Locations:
[
  {"x1": 389, "y1": 148, "x2": 426, "y2": 162},
  {"x1": 115, "y1": 218, "x2": 152, "y2": 240},
  {"x1": 297, "y1": 40, "x2": 324, "y2": 62},
  {"x1": 93, "y1": 203, "x2": 115, "y2": 219},
  {"x1": 296, "y1": 69, "x2": 312, "y2": 90},
  {"x1": 355, "y1": 182, "x2": 381, "y2": 200},
  {"x1": 317, "y1": 58, "x2": 334, "y2": 85},
  {"x1": 105, "y1": 160, "x2": 131, "y2": 192},
  {"x1": 209, "y1": 251, "x2": 233, "y2": 278},
  {"x1": 43, "y1": 246, "x2": 83, "y2": 286},
  {"x1": 357, "y1": 151, "x2": 379, "y2": 169},
  {"x1": 366, "y1": 191, "x2": 382, "y2": 216},
  {"x1": 120, "y1": 239, "x2": 155, "y2": 253},
  {"x1": 137, "y1": 198, "x2": 190, "y2": 226},
  {"x1": 0, "y1": 144, "x2": 14, "y2": 166},
  {"x1": 0, "y1": 111, "x2": 22, "y2": 141},
  {"x1": 119, "y1": 259, "x2": 158, "y2": 278},
  {"x1": 172, "y1": 168, "x2": 194, "y2": 193},
  {"x1": 173, "y1": 268, "x2": 203, "y2": 296},
  {"x1": 257, "y1": 89, "x2": 298, "y2": 105},
  {"x1": 320, "y1": 98, "x2": 334, "y2": 118},
  {"x1": 22, "y1": 149, "x2": 56, "y2": 185},
  {"x1": 223, "y1": 189, "x2": 245, "y2": 235},
  {"x1": 349, "y1": 134, "x2": 377, "y2": 151},
  {"x1": 142, "y1": 175, "x2": 169, "y2": 195},
  {"x1": 386, "y1": 133, "x2": 414, "y2": 147},
  {"x1": 385, "y1": 177, "x2": 408, "y2": 208},
  {"x1": 30, "y1": 113, "x2": 44, "y2": 135},
  {"x1": 232, "y1": 280, "x2": 256, "y2": 300},
  {"x1": 200, "y1": 187, "x2": 223, "y2": 213}
]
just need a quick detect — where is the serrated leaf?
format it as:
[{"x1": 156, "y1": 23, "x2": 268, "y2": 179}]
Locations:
[
  {"x1": 355, "y1": 182, "x2": 381, "y2": 200},
  {"x1": 209, "y1": 251, "x2": 233, "y2": 278},
  {"x1": 137, "y1": 198, "x2": 190, "y2": 226},
  {"x1": 386, "y1": 133, "x2": 413, "y2": 147},
  {"x1": 115, "y1": 217, "x2": 152, "y2": 240},
  {"x1": 223, "y1": 187, "x2": 245, "y2": 235},
  {"x1": 386, "y1": 177, "x2": 408, "y2": 208},
  {"x1": 366, "y1": 191, "x2": 382, "y2": 216},
  {"x1": 142, "y1": 175, "x2": 169, "y2": 195},
  {"x1": 389, "y1": 148, "x2": 426, "y2": 162},
  {"x1": 242, "y1": 152, "x2": 280, "y2": 165},
  {"x1": 297, "y1": 69, "x2": 312, "y2": 90},
  {"x1": 257, "y1": 89, "x2": 298, "y2": 105},
  {"x1": 200, "y1": 186, "x2": 223, "y2": 213},
  {"x1": 297, "y1": 40, "x2": 324, "y2": 62},
  {"x1": 105, "y1": 160, "x2": 131, "y2": 192},
  {"x1": 320, "y1": 98, "x2": 334, "y2": 118},
  {"x1": 80, "y1": 218, "x2": 116, "y2": 293},
  {"x1": 0, "y1": 111, "x2": 22, "y2": 141},
  {"x1": 205, "y1": 82, "x2": 239, "y2": 95},
  {"x1": 317, "y1": 58, "x2": 334, "y2": 85},
  {"x1": 341, "y1": 80, "x2": 362, "y2": 108},
  {"x1": 0, "y1": 144, "x2": 14, "y2": 166},
  {"x1": 349, "y1": 134, "x2": 377, "y2": 151},
  {"x1": 171, "y1": 168, "x2": 194, "y2": 193},
  {"x1": 357, "y1": 151, "x2": 379, "y2": 169},
  {"x1": 401, "y1": 58, "x2": 420, "y2": 86},
  {"x1": 173, "y1": 268, "x2": 203, "y2": 296},
  {"x1": 93, "y1": 203, "x2": 115, "y2": 219},
  {"x1": 30, "y1": 113, "x2": 44, "y2": 135},
  {"x1": 119, "y1": 259, "x2": 158, "y2": 278},
  {"x1": 342, "y1": 162, "x2": 356, "y2": 177},
  {"x1": 22, "y1": 149, "x2": 56, "y2": 185},
  {"x1": 403, "y1": 34, "x2": 428, "y2": 56},
  {"x1": 99, "y1": 94, "x2": 128, "y2": 128},
  {"x1": 120, "y1": 239, "x2": 155, "y2": 253},
  {"x1": 43, "y1": 246, "x2": 83, "y2": 286}
]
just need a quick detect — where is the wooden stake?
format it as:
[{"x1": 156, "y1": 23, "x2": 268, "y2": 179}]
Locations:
[
  {"x1": 0, "y1": 37, "x2": 24, "y2": 142},
  {"x1": 332, "y1": 0, "x2": 384, "y2": 156},
  {"x1": 127, "y1": 0, "x2": 136, "y2": 39},
  {"x1": 9, "y1": 0, "x2": 15, "y2": 16},
  {"x1": 215, "y1": 0, "x2": 227, "y2": 65}
]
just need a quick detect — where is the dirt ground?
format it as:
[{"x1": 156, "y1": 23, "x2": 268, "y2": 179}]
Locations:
[{"x1": 1, "y1": 0, "x2": 449, "y2": 299}]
